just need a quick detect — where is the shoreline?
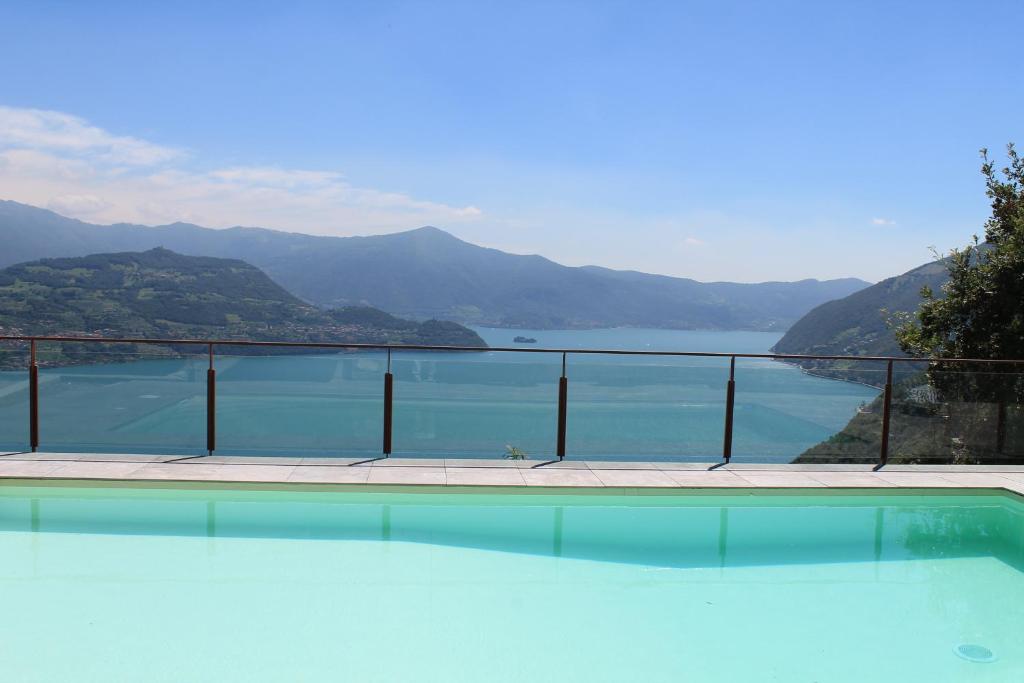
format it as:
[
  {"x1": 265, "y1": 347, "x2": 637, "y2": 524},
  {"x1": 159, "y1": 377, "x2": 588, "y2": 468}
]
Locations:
[{"x1": 773, "y1": 358, "x2": 885, "y2": 391}]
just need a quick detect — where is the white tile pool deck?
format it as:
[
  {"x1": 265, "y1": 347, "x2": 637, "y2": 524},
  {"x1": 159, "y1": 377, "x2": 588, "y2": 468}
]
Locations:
[{"x1": 1, "y1": 451, "x2": 1023, "y2": 494}]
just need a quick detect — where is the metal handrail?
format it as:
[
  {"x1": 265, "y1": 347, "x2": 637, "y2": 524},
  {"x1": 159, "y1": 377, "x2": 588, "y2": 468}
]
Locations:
[
  {"x1": 4, "y1": 334, "x2": 1024, "y2": 364},
  {"x1": 3, "y1": 334, "x2": 1023, "y2": 465}
]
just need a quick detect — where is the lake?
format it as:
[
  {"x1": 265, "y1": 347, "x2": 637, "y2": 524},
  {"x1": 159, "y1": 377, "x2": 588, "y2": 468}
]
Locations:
[{"x1": 0, "y1": 329, "x2": 879, "y2": 463}]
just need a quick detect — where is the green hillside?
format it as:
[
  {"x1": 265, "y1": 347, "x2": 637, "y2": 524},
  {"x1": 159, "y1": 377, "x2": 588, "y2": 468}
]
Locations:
[
  {"x1": 771, "y1": 257, "x2": 949, "y2": 384},
  {"x1": 0, "y1": 248, "x2": 486, "y2": 365},
  {"x1": 778, "y1": 244, "x2": 1022, "y2": 464}
]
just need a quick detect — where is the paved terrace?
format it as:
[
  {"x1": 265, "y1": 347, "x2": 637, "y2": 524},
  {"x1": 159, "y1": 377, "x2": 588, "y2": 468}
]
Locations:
[{"x1": 1, "y1": 452, "x2": 1023, "y2": 495}]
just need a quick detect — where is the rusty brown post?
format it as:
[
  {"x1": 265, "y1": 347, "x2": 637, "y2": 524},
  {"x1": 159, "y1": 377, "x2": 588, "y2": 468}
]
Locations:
[
  {"x1": 722, "y1": 356, "x2": 736, "y2": 463},
  {"x1": 206, "y1": 344, "x2": 216, "y2": 455},
  {"x1": 879, "y1": 360, "x2": 894, "y2": 466},
  {"x1": 29, "y1": 339, "x2": 39, "y2": 452},
  {"x1": 556, "y1": 352, "x2": 568, "y2": 460},
  {"x1": 383, "y1": 348, "x2": 393, "y2": 456}
]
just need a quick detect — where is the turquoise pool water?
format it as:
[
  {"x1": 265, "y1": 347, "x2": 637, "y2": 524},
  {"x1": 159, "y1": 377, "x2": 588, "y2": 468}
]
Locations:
[{"x1": 0, "y1": 483, "x2": 1021, "y2": 681}]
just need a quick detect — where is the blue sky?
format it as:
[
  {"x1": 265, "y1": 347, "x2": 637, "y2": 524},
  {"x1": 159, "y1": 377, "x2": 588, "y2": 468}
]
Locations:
[{"x1": 1, "y1": 0, "x2": 1021, "y2": 282}]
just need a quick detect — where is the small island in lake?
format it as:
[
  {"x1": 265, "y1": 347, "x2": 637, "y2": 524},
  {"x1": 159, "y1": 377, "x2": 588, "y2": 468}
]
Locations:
[{"x1": 513, "y1": 336, "x2": 537, "y2": 344}]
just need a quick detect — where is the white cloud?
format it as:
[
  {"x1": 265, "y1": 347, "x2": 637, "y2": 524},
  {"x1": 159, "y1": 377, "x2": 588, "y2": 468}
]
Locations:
[
  {"x1": 47, "y1": 194, "x2": 111, "y2": 215},
  {"x1": 871, "y1": 217, "x2": 896, "y2": 226},
  {"x1": 0, "y1": 106, "x2": 182, "y2": 166},
  {"x1": 209, "y1": 167, "x2": 343, "y2": 188},
  {"x1": 0, "y1": 105, "x2": 484, "y2": 233},
  {"x1": 683, "y1": 236, "x2": 705, "y2": 246}
]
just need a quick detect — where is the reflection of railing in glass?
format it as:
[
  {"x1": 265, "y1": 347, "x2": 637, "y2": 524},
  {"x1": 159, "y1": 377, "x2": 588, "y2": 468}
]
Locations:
[{"x1": 1, "y1": 334, "x2": 1023, "y2": 466}]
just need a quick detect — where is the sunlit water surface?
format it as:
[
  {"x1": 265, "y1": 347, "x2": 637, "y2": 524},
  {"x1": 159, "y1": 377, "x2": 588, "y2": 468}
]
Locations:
[{"x1": 0, "y1": 484, "x2": 1021, "y2": 682}]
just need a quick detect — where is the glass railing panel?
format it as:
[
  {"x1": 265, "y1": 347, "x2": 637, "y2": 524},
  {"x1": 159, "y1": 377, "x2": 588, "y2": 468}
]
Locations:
[
  {"x1": 35, "y1": 342, "x2": 207, "y2": 455},
  {"x1": 1007, "y1": 403, "x2": 1024, "y2": 461},
  {"x1": 215, "y1": 348, "x2": 385, "y2": 458},
  {"x1": 731, "y1": 359, "x2": 885, "y2": 464},
  {"x1": 392, "y1": 350, "x2": 561, "y2": 460},
  {"x1": 0, "y1": 345, "x2": 31, "y2": 452},
  {"x1": 888, "y1": 363, "x2": 1024, "y2": 464},
  {"x1": 565, "y1": 354, "x2": 730, "y2": 462}
]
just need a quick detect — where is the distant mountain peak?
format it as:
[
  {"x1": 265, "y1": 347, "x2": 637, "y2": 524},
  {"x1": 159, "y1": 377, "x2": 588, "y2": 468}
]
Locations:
[{"x1": 395, "y1": 225, "x2": 464, "y2": 241}]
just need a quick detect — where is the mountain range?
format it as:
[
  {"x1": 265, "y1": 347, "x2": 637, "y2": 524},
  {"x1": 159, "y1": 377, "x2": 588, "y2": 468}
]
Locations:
[{"x1": 0, "y1": 200, "x2": 870, "y2": 331}]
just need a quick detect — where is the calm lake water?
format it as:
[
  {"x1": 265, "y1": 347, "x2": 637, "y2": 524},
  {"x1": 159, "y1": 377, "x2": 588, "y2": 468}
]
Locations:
[{"x1": 0, "y1": 329, "x2": 879, "y2": 462}]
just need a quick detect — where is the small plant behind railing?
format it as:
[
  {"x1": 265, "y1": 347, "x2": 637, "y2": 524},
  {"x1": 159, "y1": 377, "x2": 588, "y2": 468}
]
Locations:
[{"x1": 504, "y1": 445, "x2": 528, "y2": 460}]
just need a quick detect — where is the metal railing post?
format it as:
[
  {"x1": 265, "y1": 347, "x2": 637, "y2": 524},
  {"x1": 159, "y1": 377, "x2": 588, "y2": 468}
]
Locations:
[
  {"x1": 722, "y1": 356, "x2": 735, "y2": 463},
  {"x1": 206, "y1": 344, "x2": 216, "y2": 455},
  {"x1": 879, "y1": 360, "x2": 894, "y2": 467},
  {"x1": 383, "y1": 348, "x2": 393, "y2": 456},
  {"x1": 29, "y1": 339, "x2": 39, "y2": 452},
  {"x1": 556, "y1": 352, "x2": 568, "y2": 460}
]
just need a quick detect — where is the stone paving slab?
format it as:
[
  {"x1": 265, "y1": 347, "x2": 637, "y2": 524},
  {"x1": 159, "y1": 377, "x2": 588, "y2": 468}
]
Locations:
[
  {"x1": 663, "y1": 470, "x2": 747, "y2": 487},
  {"x1": 591, "y1": 469, "x2": 678, "y2": 487},
  {"x1": 729, "y1": 472, "x2": 828, "y2": 488},
  {"x1": 287, "y1": 466, "x2": 371, "y2": 484},
  {"x1": 519, "y1": 468, "x2": 605, "y2": 487},
  {"x1": 0, "y1": 452, "x2": 183, "y2": 463},
  {"x1": 805, "y1": 473, "x2": 898, "y2": 488},
  {"x1": 0, "y1": 452, "x2": 1022, "y2": 495}
]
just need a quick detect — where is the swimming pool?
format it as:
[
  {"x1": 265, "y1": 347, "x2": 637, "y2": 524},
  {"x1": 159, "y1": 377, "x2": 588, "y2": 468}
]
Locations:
[{"x1": 0, "y1": 482, "x2": 1021, "y2": 681}]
